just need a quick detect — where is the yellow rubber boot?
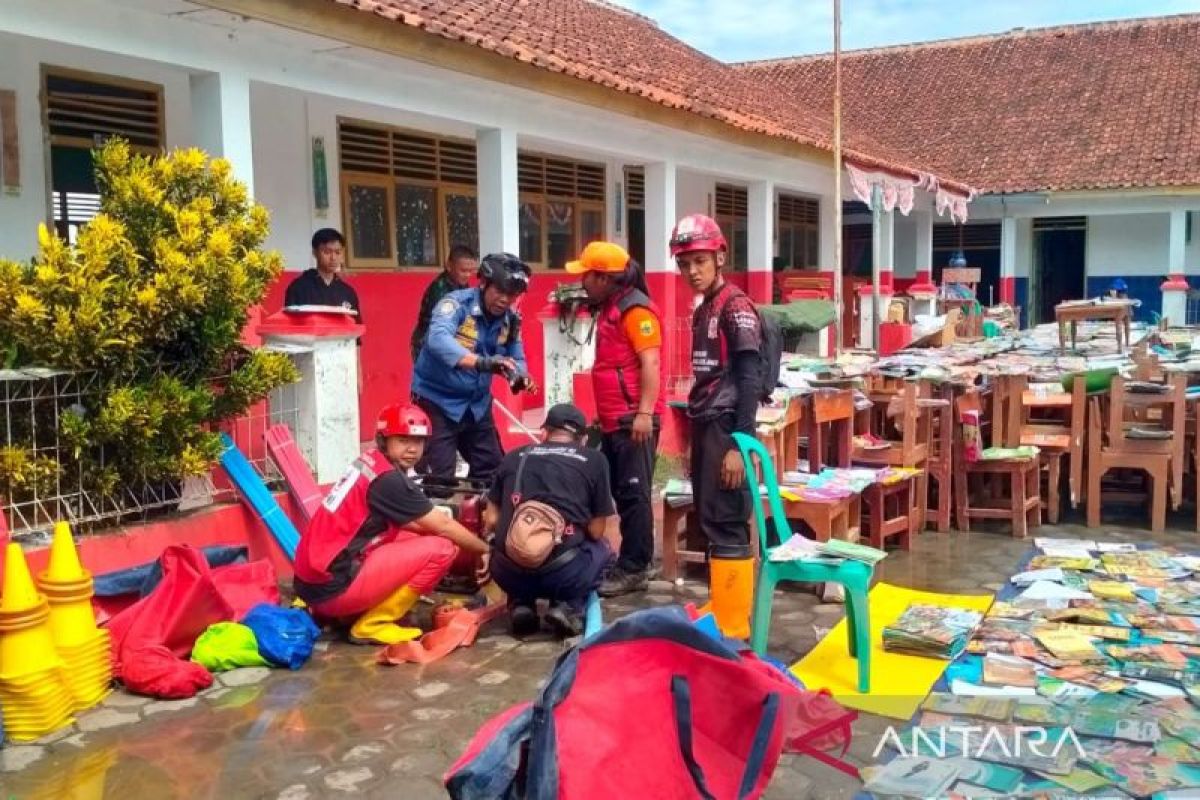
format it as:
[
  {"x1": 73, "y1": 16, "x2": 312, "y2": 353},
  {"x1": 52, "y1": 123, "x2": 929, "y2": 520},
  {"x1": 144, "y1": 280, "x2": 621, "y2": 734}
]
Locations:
[
  {"x1": 709, "y1": 548, "x2": 755, "y2": 640},
  {"x1": 349, "y1": 585, "x2": 423, "y2": 645}
]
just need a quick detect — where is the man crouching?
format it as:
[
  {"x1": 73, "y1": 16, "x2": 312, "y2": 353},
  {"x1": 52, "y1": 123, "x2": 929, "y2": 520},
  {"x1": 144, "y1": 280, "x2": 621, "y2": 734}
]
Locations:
[
  {"x1": 293, "y1": 404, "x2": 490, "y2": 644},
  {"x1": 483, "y1": 404, "x2": 615, "y2": 639}
]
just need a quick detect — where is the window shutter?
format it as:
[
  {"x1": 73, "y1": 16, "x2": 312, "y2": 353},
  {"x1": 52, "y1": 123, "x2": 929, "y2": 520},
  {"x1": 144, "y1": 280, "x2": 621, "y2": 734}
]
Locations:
[
  {"x1": 338, "y1": 119, "x2": 477, "y2": 185},
  {"x1": 625, "y1": 167, "x2": 645, "y2": 209},
  {"x1": 338, "y1": 123, "x2": 391, "y2": 175},
  {"x1": 715, "y1": 184, "x2": 748, "y2": 219},
  {"x1": 44, "y1": 70, "x2": 162, "y2": 150}
]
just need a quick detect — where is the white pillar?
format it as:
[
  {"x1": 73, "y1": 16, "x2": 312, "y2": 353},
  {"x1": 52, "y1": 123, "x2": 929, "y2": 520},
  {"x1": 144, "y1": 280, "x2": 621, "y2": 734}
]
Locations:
[
  {"x1": 747, "y1": 180, "x2": 775, "y2": 303},
  {"x1": 644, "y1": 161, "x2": 677, "y2": 275},
  {"x1": 476, "y1": 127, "x2": 520, "y2": 255},
  {"x1": 1162, "y1": 209, "x2": 1190, "y2": 325},
  {"x1": 860, "y1": 206, "x2": 895, "y2": 349},
  {"x1": 189, "y1": 71, "x2": 255, "y2": 196},
  {"x1": 1000, "y1": 216, "x2": 1017, "y2": 306},
  {"x1": 818, "y1": 194, "x2": 836, "y2": 272},
  {"x1": 908, "y1": 209, "x2": 937, "y2": 317},
  {"x1": 879, "y1": 208, "x2": 895, "y2": 277}
]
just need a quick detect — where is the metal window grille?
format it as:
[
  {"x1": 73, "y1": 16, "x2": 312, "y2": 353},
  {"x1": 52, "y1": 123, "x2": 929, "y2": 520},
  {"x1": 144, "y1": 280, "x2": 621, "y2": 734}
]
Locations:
[{"x1": 1, "y1": 365, "x2": 299, "y2": 542}]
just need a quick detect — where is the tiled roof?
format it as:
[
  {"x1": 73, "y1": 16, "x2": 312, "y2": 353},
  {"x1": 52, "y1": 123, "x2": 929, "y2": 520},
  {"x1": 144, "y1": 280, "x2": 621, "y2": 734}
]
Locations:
[
  {"x1": 325, "y1": 0, "x2": 976, "y2": 195},
  {"x1": 736, "y1": 14, "x2": 1200, "y2": 194}
]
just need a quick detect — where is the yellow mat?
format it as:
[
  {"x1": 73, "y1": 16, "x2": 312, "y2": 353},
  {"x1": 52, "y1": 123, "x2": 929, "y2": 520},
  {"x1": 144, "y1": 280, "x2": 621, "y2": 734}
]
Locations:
[{"x1": 789, "y1": 582, "x2": 993, "y2": 720}]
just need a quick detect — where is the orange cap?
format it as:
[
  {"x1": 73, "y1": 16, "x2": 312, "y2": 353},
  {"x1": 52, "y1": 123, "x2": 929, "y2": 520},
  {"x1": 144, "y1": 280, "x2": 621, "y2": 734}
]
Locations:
[{"x1": 565, "y1": 241, "x2": 630, "y2": 275}]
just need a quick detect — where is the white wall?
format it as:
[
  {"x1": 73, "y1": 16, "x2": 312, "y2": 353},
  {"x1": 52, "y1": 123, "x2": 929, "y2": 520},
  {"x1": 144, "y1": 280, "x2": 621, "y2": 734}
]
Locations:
[
  {"x1": 250, "y1": 84, "x2": 315, "y2": 273},
  {"x1": 893, "y1": 214, "x2": 917, "y2": 277},
  {"x1": 0, "y1": 32, "x2": 194, "y2": 260},
  {"x1": 676, "y1": 170, "x2": 715, "y2": 219},
  {"x1": 1085, "y1": 213, "x2": 1169, "y2": 277}
]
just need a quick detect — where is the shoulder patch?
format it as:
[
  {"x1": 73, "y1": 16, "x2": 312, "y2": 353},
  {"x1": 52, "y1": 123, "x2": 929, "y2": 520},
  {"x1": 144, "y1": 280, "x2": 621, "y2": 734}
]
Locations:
[
  {"x1": 638, "y1": 319, "x2": 654, "y2": 337},
  {"x1": 436, "y1": 298, "x2": 458, "y2": 317}
]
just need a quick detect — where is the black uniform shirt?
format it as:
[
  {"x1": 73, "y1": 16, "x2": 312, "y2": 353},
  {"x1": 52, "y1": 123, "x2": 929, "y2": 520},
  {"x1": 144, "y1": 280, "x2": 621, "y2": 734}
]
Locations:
[
  {"x1": 687, "y1": 282, "x2": 762, "y2": 419},
  {"x1": 487, "y1": 443, "x2": 614, "y2": 559},
  {"x1": 284, "y1": 269, "x2": 363, "y2": 325}
]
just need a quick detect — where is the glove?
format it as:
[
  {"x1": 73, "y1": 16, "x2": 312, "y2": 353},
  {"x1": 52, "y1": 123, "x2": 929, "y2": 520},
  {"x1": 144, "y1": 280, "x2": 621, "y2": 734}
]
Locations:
[
  {"x1": 509, "y1": 374, "x2": 533, "y2": 392},
  {"x1": 475, "y1": 356, "x2": 508, "y2": 374}
]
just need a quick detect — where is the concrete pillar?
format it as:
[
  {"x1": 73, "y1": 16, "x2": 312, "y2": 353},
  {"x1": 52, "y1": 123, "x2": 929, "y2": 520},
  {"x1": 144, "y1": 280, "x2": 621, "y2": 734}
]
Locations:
[
  {"x1": 1000, "y1": 216, "x2": 1017, "y2": 305},
  {"x1": 908, "y1": 209, "x2": 937, "y2": 317},
  {"x1": 189, "y1": 71, "x2": 255, "y2": 196},
  {"x1": 258, "y1": 311, "x2": 364, "y2": 484},
  {"x1": 859, "y1": 207, "x2": 894, "y2": 349},
  {"x1": 643, "y1": 161, "x2": 681, "y2": 393},
  {"x1": 747, "y1": 179, "x2": 775, "y2": 303},
  {"x1": 1162, "y1": 209, "x2": 1190, "y2": 325},
  {"x1": 607, "y1": 158, "x2": 630, "y2": 249},
  {"x1": 476, "y1": 127, "x2": 520, "y2": 255},
  {"x1": 644, "y1": 161, "x2": 677, "y2": 276}
]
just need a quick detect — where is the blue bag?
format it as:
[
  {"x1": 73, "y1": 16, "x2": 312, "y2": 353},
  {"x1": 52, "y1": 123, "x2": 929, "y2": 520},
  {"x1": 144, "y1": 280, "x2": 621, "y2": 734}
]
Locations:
[{"x1": 241, "y1": 604, "x2": 321, "y2": 670}]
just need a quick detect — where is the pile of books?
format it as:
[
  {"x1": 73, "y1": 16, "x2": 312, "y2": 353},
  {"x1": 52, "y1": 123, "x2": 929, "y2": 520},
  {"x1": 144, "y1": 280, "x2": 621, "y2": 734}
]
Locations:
[{"x1": 883, "y1": 604, "x2": 984, "y2": 660}]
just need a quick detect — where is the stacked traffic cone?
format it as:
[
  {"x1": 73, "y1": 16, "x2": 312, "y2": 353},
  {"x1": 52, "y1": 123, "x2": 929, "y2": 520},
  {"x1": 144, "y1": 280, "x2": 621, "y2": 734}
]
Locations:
[
  {"x1": 0, "y1": 541, "x2": 75, "y2": 741},
  {"x1": 37, "y1": 522, "x2": 112, "y2": 711}
]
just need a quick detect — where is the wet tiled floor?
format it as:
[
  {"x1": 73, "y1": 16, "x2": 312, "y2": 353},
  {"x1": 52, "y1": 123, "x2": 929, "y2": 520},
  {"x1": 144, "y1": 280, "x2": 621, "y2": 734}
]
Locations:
[{"x1": 0, "y1": 513, "x2": 1194, "y2": 799}]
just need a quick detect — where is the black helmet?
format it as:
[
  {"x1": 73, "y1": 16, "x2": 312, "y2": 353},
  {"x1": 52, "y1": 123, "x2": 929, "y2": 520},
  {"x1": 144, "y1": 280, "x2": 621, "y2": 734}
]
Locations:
[{"x1": 478, "y1": 252, "x2": 531, "y2": 295}]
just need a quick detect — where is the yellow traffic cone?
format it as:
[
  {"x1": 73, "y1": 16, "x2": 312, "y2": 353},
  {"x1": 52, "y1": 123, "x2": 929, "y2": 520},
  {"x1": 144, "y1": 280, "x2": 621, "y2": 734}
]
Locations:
[
  {"x1": 0, "y1": 543, "x2": 61, "y2": 679},
  {"x1": 37, "y1": 522, "x2": 111, "y2": 710},
  {"x1": 39, "y1": 522, "x2": 100, "y2": 648}
]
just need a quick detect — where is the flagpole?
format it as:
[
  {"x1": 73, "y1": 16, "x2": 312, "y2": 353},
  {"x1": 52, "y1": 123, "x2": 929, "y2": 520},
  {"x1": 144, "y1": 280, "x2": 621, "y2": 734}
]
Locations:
[{"x1": 832, "y1": 0, "x2": 844, "y2": 355}]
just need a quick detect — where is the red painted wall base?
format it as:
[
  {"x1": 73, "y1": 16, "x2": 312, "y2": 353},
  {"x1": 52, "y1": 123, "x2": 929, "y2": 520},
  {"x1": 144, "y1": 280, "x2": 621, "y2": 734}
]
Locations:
[{"x1": 22, "y1": 496, "x2": 301, "y2": 580}]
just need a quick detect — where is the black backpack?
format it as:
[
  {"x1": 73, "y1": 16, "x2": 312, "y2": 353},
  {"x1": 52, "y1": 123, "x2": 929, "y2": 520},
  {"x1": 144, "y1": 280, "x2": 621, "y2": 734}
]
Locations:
[{"x1": 714, "y1": 287, "x2": 784, "y2": 403}]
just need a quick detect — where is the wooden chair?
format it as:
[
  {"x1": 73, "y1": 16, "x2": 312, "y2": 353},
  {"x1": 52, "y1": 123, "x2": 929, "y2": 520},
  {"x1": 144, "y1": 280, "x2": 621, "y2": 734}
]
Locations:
[
  {"x1": 1087, "y1": 375, "x2": 1186, "y2": 533},
  {"x1": 917, "y1": 381, "x2": 955, "y2": 532},
  {"x1": 852, "y1": 381, "x2": 931, "y2": 533},
  {"x1": 992, "y1": 374, "x2": 1071, "y2": 524},
  {"x1": 953, "y1": 386, "x2": 1041, "y2": 538},
  {"x1": 793, "y1": 388, "x2": 862, "y2": 544},
  {"x1": 804, "y1": 389, "x2": 854, "y2": 472}
]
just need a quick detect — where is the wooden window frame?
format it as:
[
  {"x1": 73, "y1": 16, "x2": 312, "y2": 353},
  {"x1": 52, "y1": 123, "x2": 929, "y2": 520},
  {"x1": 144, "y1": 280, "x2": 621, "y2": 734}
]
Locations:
[
  {"x1": 392, "y1": 174, "x2": 442, "y2": 269},
  {"x1": 517, "y1": 194, "x2": 607, "y2": 271},
  {"x1": 777, "y1": 193, "x2": 820, "y2": 270},
  {"x1": 517, "y1": 151, "x2": 607, "y2": 271},
  {"x1": 340, "y1": 172, "x2": 397, "y2": 270},
  {"x1": 337, "y1": 116, "x2": 479, "y2": 271},
  {"x1": 440, "y1": 185, "x2": 479, "y2": 263},
  {"x1": 715, "y1": 183, "x2": 749, "y2": 271}
]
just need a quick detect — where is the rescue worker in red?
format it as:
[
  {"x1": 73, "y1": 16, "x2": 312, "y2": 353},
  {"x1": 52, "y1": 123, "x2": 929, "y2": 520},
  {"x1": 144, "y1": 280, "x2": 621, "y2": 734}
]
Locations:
[
  {"x1": 566, "y1": 241, "x2": 664, "y2": 596},
  {"x1": 293, "y1": 404, "x2": 490, "y2": 645},
  {"x1": 672, "y1": 213, "x2": 763, "y2": 638}
]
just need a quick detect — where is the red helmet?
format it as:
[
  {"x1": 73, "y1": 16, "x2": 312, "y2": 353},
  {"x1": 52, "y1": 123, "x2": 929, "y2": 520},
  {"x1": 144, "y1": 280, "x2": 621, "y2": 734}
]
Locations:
[
  {"x1": 376, "y1": 404, "x2": 431, "y2": 438},
  {"x1": 669, "y1": 214, "x2": 727, "y2": 257}
]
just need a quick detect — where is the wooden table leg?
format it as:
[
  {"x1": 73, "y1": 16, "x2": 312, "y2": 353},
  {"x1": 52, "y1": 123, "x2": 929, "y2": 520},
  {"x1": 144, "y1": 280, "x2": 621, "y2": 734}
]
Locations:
[{"x1": 661, "y1": 501, "x2": 681, "y2": 582}]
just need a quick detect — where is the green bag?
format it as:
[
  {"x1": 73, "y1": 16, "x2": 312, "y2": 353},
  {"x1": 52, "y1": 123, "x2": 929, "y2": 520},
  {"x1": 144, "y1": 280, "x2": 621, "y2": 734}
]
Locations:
[{"x1": 191, "y1": 622, "x2": 270, "y2": 672}]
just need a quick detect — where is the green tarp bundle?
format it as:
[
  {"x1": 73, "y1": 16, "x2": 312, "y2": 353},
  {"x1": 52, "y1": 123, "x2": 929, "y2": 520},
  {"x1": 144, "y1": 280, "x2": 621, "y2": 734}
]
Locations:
[
  {"x1": 191, "y1": 622, "x2": 270, "y2": 672},
  {"x1": 758, "y1": 300, "x2": 837, "y2": 334}
]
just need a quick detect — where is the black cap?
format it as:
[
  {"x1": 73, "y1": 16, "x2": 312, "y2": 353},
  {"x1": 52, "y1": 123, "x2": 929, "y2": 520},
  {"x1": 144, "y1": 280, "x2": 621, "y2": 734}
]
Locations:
[{"x1": 543, "y1": 404, "x2": 587, "y2": 436}]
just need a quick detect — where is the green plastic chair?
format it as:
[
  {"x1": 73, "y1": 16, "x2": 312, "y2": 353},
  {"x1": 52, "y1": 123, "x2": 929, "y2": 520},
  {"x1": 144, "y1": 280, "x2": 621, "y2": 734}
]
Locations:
[{"x1": 732, "y1": 432, "x2": 874, "y2": 693}]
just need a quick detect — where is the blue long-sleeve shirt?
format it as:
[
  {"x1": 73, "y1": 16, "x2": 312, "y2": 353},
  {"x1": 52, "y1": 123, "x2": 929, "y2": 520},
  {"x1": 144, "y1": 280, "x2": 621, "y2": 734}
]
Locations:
[{"x1": 411, "y1": 287, "x2": 528, "y2": 423}]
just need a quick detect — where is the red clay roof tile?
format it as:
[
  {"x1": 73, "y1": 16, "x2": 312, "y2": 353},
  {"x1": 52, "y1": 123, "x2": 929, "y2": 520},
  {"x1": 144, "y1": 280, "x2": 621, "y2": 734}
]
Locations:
[
  {"x1": 736, "y1": 14, "x2": 1200, "y2": 193},
  {"x1": 326, "y1": 0, "x2": 976, "y2": 194}
]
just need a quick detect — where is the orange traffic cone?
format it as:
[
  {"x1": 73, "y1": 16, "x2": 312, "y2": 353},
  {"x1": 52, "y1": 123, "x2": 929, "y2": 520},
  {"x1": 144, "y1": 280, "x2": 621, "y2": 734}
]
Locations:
[{"x1": 37, "y1": 522, "x2": 112, "y2": 710}]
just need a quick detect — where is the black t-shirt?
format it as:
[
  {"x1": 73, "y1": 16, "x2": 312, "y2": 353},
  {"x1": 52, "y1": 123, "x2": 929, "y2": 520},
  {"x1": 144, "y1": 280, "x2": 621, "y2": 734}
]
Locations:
[
  {"x1": 294, "y1": 470, "x2": 433, "y2": 605},
  {"x1": 688, "y1": 283, "x2": 762, "y2": 418},
  {"x1": 487, "y1": 442, "x2": 614, "y2": 558},
  {"x1": 284, "y1": 269, "x2": 363, "y2": 325}
]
